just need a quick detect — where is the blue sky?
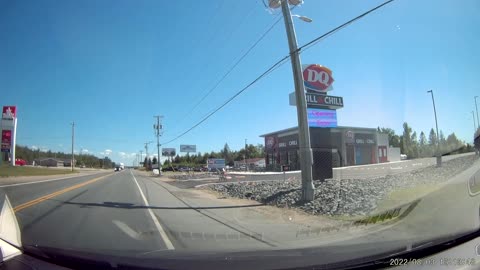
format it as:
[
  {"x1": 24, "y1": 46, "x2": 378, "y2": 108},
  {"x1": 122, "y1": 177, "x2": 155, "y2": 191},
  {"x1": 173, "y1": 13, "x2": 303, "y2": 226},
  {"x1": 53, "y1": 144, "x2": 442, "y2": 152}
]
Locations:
[{"x1": 1, "y1": 0, "x2": 479, "y2": 164}]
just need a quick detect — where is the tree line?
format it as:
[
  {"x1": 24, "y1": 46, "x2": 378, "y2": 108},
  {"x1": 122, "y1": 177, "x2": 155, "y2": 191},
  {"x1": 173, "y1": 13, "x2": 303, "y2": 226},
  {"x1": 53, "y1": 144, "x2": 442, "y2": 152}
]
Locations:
[
  {"x1": 378, "y1": 123, "x2": 474, "y2": 159},
  {"x1": 14, "y1": 145, "x2": 116, "y2": 168},
  {"x1": 142, "y1": 143, "x2": 265, "y2": 170}
]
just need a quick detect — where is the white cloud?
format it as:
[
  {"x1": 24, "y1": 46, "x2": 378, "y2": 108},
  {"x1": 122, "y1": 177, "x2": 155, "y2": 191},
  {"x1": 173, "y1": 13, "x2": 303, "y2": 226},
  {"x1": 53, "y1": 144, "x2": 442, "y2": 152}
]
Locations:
[
  {"x1": 99, "y1": 151, "x2": 105, "y2": 156},
  {"x1": 129, "y1": 152, "x2": 137, "y2": 157},
  {"x1": 81, "y1": 149, "x2": 89, "y2": 153},
  {"x1": 104, "y1": 149, "x2": 112, "y2": 156},
  {"x1": 119, "y1": 152, "x2": 127, "y2": 157},
  {"x1": 31, "y1": 145, "x2": 38, "y2": 150}
]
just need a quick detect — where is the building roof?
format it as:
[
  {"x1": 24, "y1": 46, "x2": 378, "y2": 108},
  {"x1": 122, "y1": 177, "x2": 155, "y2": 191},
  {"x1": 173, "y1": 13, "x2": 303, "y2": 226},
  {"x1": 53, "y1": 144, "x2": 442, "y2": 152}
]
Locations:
[{"x1": 259, "y1": 126, "x2": 378, "y2": 137}]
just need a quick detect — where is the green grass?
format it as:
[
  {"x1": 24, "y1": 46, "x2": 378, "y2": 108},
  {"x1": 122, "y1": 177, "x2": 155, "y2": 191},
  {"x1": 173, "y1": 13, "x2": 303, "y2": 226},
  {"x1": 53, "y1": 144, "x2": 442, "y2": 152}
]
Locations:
[{"x1": 0, "y1": 165, "x2": 78, "y2": 177}]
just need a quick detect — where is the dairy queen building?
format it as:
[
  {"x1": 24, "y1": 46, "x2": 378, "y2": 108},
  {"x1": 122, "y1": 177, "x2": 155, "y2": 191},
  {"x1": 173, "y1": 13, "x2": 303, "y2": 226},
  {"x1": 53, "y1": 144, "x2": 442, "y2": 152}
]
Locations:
[
  {"x1": 260, "y1": 126, "x2": 390, "y2": 171},
  {"x1": 262, "y1": 64, "x2": 395, "y2": 174}
]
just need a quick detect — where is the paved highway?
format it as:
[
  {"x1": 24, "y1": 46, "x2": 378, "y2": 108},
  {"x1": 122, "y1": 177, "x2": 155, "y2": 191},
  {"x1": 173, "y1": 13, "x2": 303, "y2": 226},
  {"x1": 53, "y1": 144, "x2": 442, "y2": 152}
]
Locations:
[{"x1": 1, "y1": 160, "x2": 479, "y2": 267}]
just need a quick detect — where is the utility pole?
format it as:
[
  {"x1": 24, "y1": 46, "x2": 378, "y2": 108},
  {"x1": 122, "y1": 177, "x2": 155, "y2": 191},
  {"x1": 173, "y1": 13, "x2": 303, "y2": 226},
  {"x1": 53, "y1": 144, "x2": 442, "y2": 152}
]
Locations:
[
  {"x1": 281, "y1": 0, "x2": 315, "y2": 201},
  {"x1": 154, "y1": 115, "x2": 163, "y2": 174},
  {"x1": 71, "y1": 121, "x2": 75, "y2": 172},
  {"x1": 475, "y1": 96, "x2": 479, "y2": 129},
  {"x1": 427, "y1": 90, "x2": 441, "y2": 167},
  {"x1": 473, "y1": 111, "x2": 476, "y2": 134},
  {"x1": 144, "y1": 142, "x2": 153, "y2": 160},
  {"x1": 140, "y1": 150, "x2": 143, "y2": 166}
]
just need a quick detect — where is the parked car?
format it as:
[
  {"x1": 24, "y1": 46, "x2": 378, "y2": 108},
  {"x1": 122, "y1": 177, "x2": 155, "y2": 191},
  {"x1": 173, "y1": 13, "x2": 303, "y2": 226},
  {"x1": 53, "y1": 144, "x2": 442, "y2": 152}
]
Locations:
[
  {"x1": 15, "y1": 159, "x2": 26, "y2": 166},
  {"x1": 400, "y1": 154, "x2": 408, "y2": 160}
]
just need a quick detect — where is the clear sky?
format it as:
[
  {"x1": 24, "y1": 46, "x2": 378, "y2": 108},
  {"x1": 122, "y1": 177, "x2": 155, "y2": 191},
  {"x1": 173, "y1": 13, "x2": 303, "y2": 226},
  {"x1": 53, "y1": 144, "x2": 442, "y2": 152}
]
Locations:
[{"x1": 1, "y1": 0, "x2": 479, "y2": 164}]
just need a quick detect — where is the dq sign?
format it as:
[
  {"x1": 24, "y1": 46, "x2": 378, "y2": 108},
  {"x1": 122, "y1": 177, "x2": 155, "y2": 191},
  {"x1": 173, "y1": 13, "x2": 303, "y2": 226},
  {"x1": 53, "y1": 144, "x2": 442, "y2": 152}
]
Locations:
[{"x1": 302, "y1": 64, "x2": 334, "y2": 93}]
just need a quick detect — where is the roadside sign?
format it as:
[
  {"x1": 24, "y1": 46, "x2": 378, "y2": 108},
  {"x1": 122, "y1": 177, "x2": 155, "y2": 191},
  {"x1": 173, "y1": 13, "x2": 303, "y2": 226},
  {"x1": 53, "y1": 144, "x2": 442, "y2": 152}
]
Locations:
[
  {"x1": 307, "y1": 108, "x2": 337, "y2": 128},
  {"x1": 161, "y1": 148, "x2": 176, "y2": 157},
  {"x1": 2, "y1": 106, "x2": 16, "y2": 120},
  {"x1": 207, "y1": 159, "x2": 225, "y2": 169},
  {"x1": 180, "y1": 145, "x2": 196, "y2": 153},
  {"x1": 289, "y1": 92, "x2": 343, "y2": 109},
  {"x1": 282, "y1": 165, "x2": 291, "y2": 172},
  {"x1": 302, "y1": 64, "x2": 334, "y2": 93}
]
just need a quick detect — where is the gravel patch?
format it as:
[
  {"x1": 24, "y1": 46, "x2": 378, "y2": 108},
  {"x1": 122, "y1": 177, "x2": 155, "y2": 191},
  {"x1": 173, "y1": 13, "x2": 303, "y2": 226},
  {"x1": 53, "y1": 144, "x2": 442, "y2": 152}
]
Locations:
[{"x1": 203, "y1": 155, "x2": 477, "y2": 217}]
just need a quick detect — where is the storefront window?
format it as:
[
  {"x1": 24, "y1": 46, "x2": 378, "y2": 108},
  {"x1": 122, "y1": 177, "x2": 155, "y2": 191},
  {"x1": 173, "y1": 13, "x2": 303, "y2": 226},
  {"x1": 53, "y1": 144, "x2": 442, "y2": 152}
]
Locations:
[{"x1": 280, "y1": 152, "x2": 287, "y2": 165}]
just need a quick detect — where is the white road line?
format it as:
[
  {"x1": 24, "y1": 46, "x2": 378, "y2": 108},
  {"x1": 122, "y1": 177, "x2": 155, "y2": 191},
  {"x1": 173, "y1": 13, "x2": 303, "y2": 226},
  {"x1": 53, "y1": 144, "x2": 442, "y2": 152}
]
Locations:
[
  {"x1": 390, "y1": 167, "x2": 403, "y2": 170},
  {"x1": 0, "y1": 173, "x2": 102, "y2": 188},
  {"x1": 130, "y1": 170, "x2": 175, "y2": 250}
]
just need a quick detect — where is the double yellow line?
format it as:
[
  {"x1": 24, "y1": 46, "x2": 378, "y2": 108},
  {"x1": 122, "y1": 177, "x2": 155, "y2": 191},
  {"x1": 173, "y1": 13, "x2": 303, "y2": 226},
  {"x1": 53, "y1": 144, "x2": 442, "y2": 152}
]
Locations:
[{"x1": 13, "y1": 174, "x2": 112, "y2": 212}]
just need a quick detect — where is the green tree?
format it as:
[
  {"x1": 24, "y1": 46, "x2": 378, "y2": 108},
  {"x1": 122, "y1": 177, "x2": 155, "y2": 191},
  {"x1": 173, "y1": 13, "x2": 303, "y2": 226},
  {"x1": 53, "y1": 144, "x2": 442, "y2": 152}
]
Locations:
[
  {"x1": 410, "y1": 131, "x2": 418, "y2": 158},
  {"x1": 152, "y1": 156, "x2": 157, "y2": 164},
  {"x1": 419, "y1": 131, "x2": 427, "y2": 157},
  {"x1": 402, "y1": 122, "x2": 412, "y2": 156},
  {"x1": 378, "y1": 127, "x2": 401, "y2": 147},
  {"x1": 143, "y1": 157, "x2": 148, "y2": 168},
  {"x1": 147, "y1": 158, "x2": 152, "y2": 171}
]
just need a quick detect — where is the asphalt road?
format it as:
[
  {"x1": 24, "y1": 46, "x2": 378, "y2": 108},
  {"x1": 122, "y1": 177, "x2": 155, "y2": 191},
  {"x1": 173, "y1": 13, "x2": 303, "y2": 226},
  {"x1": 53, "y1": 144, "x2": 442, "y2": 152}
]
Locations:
[
  {"x1": 2, "y1": 170, "x2": 278, "y2": 256},
  {"x1": 1, "y1": 162, "x2": 479, "y2": 268}
]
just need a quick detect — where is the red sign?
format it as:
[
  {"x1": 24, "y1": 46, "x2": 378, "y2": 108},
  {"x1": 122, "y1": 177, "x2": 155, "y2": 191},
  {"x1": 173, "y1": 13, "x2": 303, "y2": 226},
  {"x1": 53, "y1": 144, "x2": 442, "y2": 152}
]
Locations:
[
  {"x1": 2, "y1": 106, "x2": 17, "y2": 119},
  {"x1": 302, "y1": 65, "x2": 334, "y2": 92},
  {"x1": 1, "y1": 130, "x2": 11, "y2": 144},
  {"x1": 1, "y1": 130, "x2": 12, "y2": 151}
]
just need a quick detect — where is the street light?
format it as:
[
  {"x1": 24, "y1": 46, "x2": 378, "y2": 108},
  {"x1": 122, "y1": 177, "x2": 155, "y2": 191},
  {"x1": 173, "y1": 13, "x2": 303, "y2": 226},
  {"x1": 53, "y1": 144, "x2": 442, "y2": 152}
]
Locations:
[
  {"x1": 475, "y1": 96, "x2": 479, "y2": 130},
  {"x1": 291, "y1": 14, "x2": 312, "y2": 22},
  {"x1": 275, "y1": 0, "x2": 315, "y2": 201},
  {"x1": 427, "y1": 90, "x2": 441, "y2": 167},
  {"x1": 472, "y1": 111, "x2": 476, "y2": 134}
]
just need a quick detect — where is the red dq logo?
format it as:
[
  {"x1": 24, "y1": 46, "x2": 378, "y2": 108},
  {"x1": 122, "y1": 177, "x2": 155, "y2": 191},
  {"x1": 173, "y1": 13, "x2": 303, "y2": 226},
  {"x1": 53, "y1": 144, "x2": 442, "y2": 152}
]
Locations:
[{"x1": 302, "y1": 64, "x2": 334, "y2": 92}]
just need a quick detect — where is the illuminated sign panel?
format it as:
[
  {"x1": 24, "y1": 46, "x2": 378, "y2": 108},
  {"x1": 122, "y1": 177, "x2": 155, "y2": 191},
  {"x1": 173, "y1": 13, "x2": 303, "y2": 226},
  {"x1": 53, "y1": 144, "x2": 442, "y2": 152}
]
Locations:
[{"x1": 307, "y1": 108, "x2": 337, "y2": 128}]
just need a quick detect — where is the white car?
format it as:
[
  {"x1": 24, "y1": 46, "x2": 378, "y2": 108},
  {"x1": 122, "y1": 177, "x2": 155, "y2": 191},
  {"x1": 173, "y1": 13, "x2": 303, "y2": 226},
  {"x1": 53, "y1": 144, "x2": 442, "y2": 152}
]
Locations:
[{"x1": 400, "y1": 154, "x2": 408, "y2": 160}]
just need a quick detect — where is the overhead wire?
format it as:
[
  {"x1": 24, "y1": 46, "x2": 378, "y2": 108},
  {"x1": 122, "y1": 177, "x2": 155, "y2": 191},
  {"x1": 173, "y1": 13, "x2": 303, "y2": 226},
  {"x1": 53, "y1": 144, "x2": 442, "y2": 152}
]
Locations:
[
  {"x1": 297, "y1": 0, "x2": 395, "y2": 53},
  {"x1": 175, "y1": 13, "x2": 284, "y2": 126},
  {"x1": 162, "y1": 55, "x2": 290, "y2": 145},
  {"x1": 162, "y1": 0, "x2": 395, "y2": 145}
]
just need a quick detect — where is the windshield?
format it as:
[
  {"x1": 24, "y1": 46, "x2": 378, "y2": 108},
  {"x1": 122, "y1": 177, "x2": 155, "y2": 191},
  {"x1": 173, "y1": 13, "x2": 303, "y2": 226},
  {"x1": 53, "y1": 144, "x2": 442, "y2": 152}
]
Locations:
[{"x1": 1, "y1": 0, "x2": 479, "y2": 268}]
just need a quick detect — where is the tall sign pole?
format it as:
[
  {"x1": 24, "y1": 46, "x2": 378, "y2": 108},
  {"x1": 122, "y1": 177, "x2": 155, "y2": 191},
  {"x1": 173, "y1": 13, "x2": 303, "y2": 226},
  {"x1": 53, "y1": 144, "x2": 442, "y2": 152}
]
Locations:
[
  {"x1": 1, "y1": 106, "x2": 17, "y2": 166},
  {"x1": 280, "y1": 0, "x2": 315, "y2": 201}
]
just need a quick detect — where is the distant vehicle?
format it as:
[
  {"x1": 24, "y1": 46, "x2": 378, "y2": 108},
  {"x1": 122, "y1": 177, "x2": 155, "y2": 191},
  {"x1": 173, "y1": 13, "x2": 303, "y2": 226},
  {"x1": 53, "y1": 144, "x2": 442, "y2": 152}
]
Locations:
[
  {"x1": 119, "y1": 163, "x2": 125, "y2": 170},
  {"x1": 400, "y1": 154, "x2": 408, "y2": 160},
  {"x1": 15, "y1": 159, "x2": 26, "y2": 166},
  {"x1": 114, "y1": 167, "x2": 120, "y2": 172}
]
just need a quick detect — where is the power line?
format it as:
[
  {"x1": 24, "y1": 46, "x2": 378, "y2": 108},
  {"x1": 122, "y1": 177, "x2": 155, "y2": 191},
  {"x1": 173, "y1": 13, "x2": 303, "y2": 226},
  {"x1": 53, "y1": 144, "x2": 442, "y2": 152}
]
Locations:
[
  {"x1": 163, "y1": 0, "x2": 394, "y2": 145},
  {"x1": 162, "y1": 55, "x2": 290, "y2": 145},
  {"x1": 175, "y1": 5, "x2": 298, "y2": 130},
  {"x1": 175, "y1": 14, "x2": 284, "y2": 126},
  {"x1": 297, "y1": 0, "x2": 395, "y2": 53}
]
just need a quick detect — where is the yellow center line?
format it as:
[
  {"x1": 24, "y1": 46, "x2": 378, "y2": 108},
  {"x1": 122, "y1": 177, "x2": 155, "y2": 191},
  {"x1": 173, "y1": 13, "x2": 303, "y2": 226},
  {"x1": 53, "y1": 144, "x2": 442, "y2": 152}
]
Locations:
[{"x1": 13, "y1": 173, "x2": 113, "y2": 212}]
